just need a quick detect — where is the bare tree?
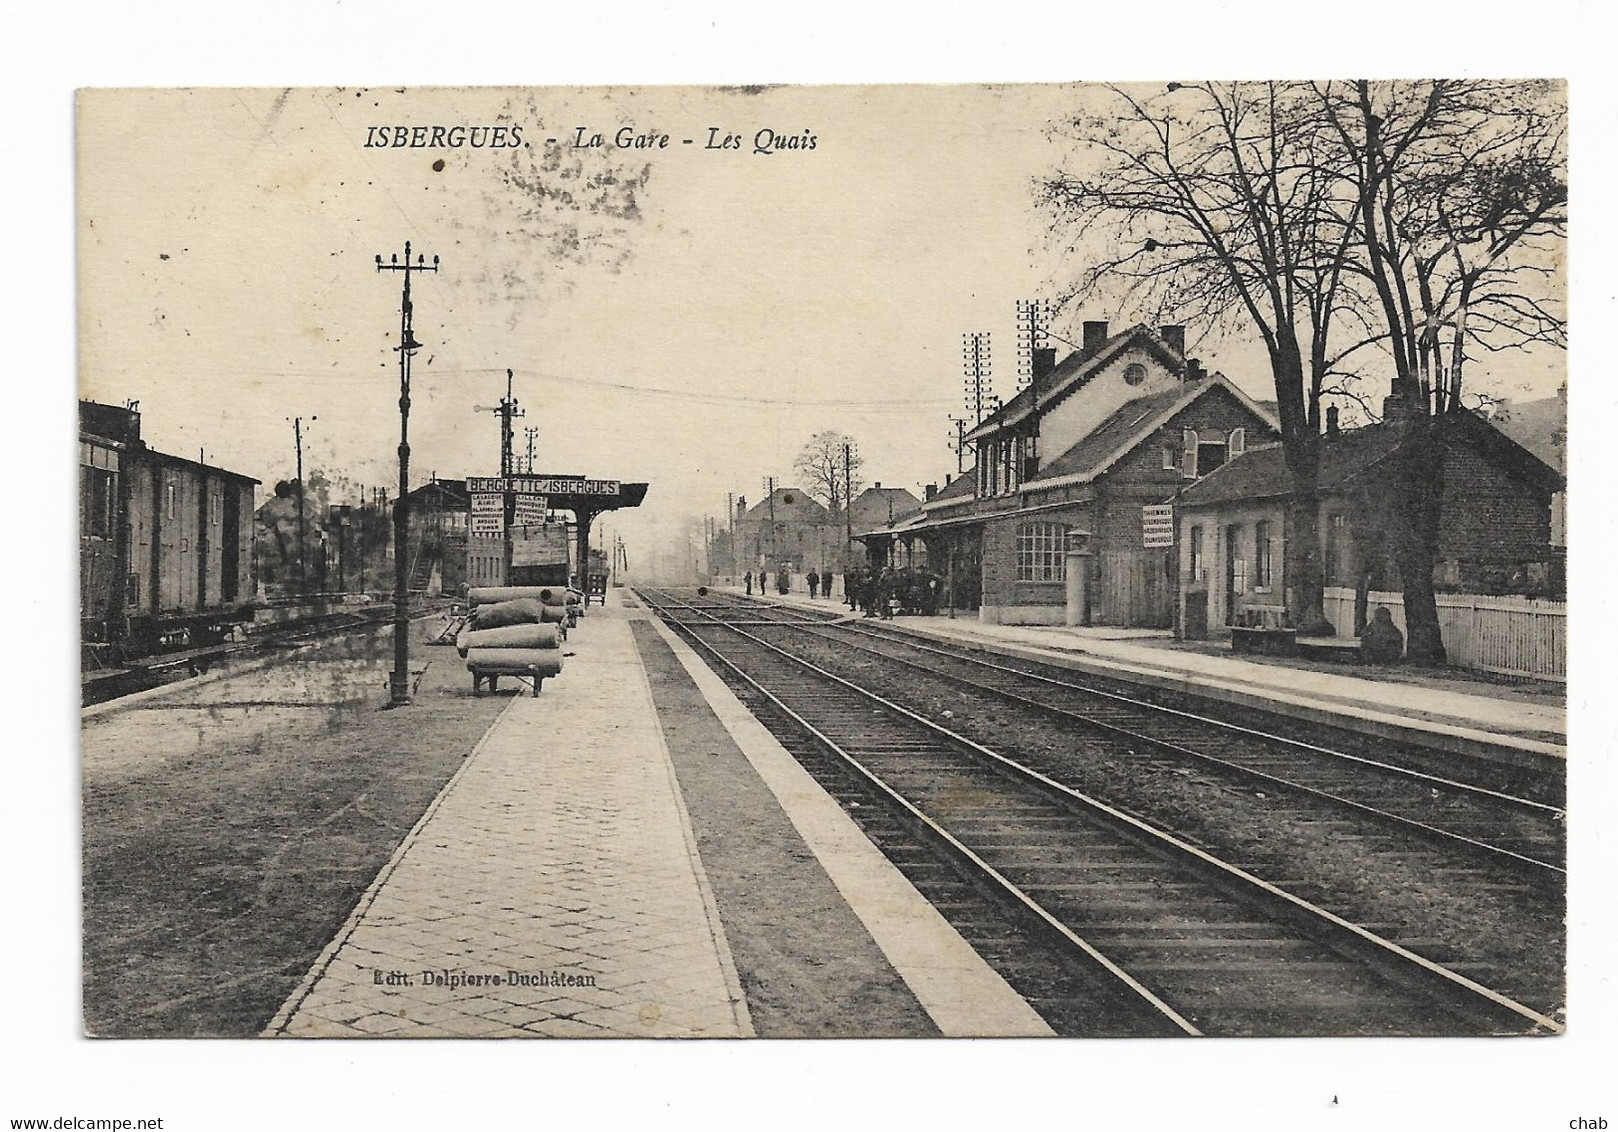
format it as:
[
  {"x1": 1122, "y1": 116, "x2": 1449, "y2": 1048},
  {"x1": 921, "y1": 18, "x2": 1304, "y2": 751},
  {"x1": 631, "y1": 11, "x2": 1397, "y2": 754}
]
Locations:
[
  {"x1": 1043, "y1": 82, "x2": 1368, "y2": 632},
  {"x1": 794, "y1": 430, "x2": 865, "y2": 513},
  {"x1": 1044, "y1": 80, "x2": 1565, "y2": 657},
  {"x1": 1316, "y1": 79, "x2": 1566, "y2": 661}
]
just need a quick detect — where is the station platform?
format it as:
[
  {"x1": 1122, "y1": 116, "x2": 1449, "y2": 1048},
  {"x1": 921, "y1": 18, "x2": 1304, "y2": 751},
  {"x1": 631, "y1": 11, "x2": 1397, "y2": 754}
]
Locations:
[
  {"x1": 266, "y1": 589, "x2": 1049, "y2": 1038},
  {"x1": 724, "y1": 587, "x2": 1566, "y2": 770}
]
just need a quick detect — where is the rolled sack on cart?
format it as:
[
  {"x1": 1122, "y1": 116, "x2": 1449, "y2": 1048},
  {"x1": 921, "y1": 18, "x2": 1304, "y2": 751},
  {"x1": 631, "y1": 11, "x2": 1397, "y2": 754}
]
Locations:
[
  {"x1": 467, "y1": 586, "x2": 567, "y2": 607},
  {"x1": 456, "y1": 623, "x2": 562, "y2": 657},
  {"x1": 469, "y1": 598, "x2": 544, "y2": 629},
  {"x1": 467, "y1": 648, "x2": 565, "y2": 696}
]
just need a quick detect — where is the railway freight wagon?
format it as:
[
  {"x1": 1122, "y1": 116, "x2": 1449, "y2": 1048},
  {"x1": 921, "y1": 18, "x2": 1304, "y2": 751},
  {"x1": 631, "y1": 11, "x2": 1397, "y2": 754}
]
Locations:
[{"x1": 80, "y1": 401, "x2": 259, "y2": 661}]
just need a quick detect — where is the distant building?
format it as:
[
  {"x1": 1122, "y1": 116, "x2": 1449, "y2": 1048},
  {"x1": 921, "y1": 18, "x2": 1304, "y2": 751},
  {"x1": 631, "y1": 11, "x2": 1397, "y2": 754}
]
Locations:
[
  {"x1": 733, "y1": 487, "x2": 836, "y2": 574},
  {"x1": 848, "y1": 484, "x2": 922, "y2": 558},
  {"x1": 403, "y1": 478, "x2": 470, "y2": 594}
]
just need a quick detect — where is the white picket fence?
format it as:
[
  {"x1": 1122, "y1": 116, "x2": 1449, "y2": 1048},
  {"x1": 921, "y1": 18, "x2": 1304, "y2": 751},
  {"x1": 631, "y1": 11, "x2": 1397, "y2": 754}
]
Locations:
[{"x1": 1321, "y1": 587, "x2": 1566, "y2": 681}]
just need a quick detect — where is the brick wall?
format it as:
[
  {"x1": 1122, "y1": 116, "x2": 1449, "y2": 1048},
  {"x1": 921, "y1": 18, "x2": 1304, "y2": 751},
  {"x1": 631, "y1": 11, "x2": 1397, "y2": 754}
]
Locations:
[
  {"x1": 1438, "y1": 445, "x2": 1553, "y2": 568},
  {"x1": 1097, "y1": 384, "x2": 1278, "y2": 552}
]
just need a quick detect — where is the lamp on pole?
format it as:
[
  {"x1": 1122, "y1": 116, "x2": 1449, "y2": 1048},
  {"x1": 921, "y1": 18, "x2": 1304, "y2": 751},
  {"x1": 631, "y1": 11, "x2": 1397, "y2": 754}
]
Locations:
[{"x1": 374, "y1": 241, "x2": 439, "y2": 707}]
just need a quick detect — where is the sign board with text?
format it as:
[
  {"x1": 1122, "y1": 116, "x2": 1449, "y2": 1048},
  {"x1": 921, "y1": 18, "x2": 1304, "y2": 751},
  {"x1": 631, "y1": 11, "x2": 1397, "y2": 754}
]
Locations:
[
  {"x1": 511, "y1": 524, "x2": 569, "y2": 567},
  {"x1": 513, "y1": 476, "x2": 620, "y2": 497},
  {"x1": 512, "y1": 496, "x2": 549, "y2": 526},
  {"x1": 466, "y1": 475, "x2": 621, "y2": 498},
  {"x1": 470, "y1": 513, "x2": 505, "y2": 536},
  {"x1": 1142, "y1": 504, "x2": 1175, "y2": 548}
]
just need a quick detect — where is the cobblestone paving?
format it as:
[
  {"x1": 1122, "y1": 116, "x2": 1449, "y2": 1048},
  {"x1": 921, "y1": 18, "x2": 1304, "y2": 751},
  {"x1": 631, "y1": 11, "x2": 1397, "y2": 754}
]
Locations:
[{"x1": 268, "y1": 608, "x2": 753, "y2": 1038}]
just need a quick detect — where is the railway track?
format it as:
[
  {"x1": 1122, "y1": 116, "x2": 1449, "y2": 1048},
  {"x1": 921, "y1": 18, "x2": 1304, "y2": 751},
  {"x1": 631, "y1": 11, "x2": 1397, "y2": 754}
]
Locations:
[
  {"x1": 688, "y1": 590, "x2": 1564, "y2": 875},
  {"x1": 638, "y1": 586, "x2": 1562, "y2": 1037},
  {"x1": 81, "y1": 605, "x2": 414, "y2": 708}
]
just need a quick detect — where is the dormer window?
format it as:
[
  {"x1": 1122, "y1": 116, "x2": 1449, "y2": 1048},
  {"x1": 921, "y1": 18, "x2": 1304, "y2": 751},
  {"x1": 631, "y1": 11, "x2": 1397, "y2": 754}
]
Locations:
[{"x1": 1182, "y1": 428, "x2": 1227, "y2": 478}]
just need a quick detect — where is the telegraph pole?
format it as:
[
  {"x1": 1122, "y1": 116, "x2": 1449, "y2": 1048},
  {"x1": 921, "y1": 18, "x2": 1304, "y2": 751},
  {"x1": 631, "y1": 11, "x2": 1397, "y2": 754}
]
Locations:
[
  {"x1": 949, "y1": 415, "x2": 969, "y2": 474},
  {"x1": 524, "y1": 426, "x2": 539, "y2": 474},
  {"x1": 357, "y1": 483, "x2": 366, "y2": 593},
  {"x1": 482, "y1": 369, "x2": 524, "y2": 581},
  {"x1": 1015, "y1": 298, "x2": 1052, "y2": 394},
  {"x1": 488, "y1": 368, "x2": 523, "y2": 479},
  {"x1": 762, "y1": 476, "x2": 777, "y2": 574},
  {"x1": 374, "y1": 240, "x2": 438, "y2": 708},
  {"x1": 840, "y1": 442, "x2": 859, "y2": 557},
  {"x1": 1016, "y1": 298, "x2": 1052, "y2": 476},
  {"x1": 287, "y1": 416, "x2": 314, "y2": 595},
  {"x1": 963, "y1": 331, "x2": 993, "y2": 425}
]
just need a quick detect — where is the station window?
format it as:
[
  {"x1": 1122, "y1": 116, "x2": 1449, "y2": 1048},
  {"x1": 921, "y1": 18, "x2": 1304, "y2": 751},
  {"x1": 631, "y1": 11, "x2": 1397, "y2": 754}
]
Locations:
[
  {"x1": 1016, "y1": 522, "x2": 1069, "y2": 582},
  {"x1": 1196, "y1": 440, "x2": 1228, "y2": 474},
  {"x1": 1325, "y1": 513, "x2": 1350, "y2": 585},
  {"x1": 1255, "y1": 520, "x2": 1273, "y2": 589},
  {"x1": 1189, "y1": 524, "x2": 1204, "y2": 582},
  {"x1": 164, "y1": 479, "x2": 176, "y2": 520}
]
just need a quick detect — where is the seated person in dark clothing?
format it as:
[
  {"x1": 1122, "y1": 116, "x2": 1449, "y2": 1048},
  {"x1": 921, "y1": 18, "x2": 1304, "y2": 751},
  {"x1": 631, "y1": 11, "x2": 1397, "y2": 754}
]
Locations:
[{"x1": 1359, "y1": 606, "x2": 1405, "y2": 664}]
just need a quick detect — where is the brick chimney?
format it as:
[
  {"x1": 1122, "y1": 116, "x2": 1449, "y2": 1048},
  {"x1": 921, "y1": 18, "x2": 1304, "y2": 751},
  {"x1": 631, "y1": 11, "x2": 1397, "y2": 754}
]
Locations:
[
  {"x1": 924, "y1": 483, "x2": 938, "y2": 501},
  {"x1": 1185, "y1": 358, "x2": 1206, "y2": 381},
  {"x1": 736, "y1": 495, "x2": 747, "y2": 520},
  {"x1": 1082, "y1": 321, "x2": 1109, "y2": 354},
  {"x1": 1032, "y1": 346, "x2": 1057, "y2": 380},
  {"x1": 1326, "y1": 405, "x2": 1340, "y2": 439},
  {"x1": 1160, "y1": 324, "x2": 1186, "y2": 358},
  {"x1": 1383, "y1": 377, "x2": 1419, "y2": 423}
]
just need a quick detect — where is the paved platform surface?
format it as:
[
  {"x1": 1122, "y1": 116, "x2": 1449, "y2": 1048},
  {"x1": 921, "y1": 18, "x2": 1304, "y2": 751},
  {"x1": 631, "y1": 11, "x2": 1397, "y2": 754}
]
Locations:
[
  {"x1": 268, "y1": 590, "x2": 1048, "y2": 1038},
  {"x1": 267, "y1": 599, "x2": 753, "y2": 1037},
  {"x1": 726, "y1": 587, "x2": 1565, "y2": 763}
]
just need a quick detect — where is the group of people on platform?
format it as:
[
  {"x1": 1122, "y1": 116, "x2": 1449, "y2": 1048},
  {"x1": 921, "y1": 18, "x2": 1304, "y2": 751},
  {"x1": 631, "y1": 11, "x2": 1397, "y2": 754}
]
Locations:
[
  {"x1": 741, "y1": 565, "x2": 946, "y2": 619},
  {"x1": 845, "y1": 565, "x2": 944, "y2": 618}
]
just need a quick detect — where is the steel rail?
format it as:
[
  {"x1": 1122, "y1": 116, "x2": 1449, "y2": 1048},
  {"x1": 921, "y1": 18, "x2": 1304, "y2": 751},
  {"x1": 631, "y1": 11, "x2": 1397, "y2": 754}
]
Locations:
[
  {"x1": 734, "y1": 613, "x2": 1564, "y2": 876},
  {"x1": 640, "y1": 587, "x2": 1565, "y2": 1036},
  {"x1": 639, "y1": 590, "x2": 1199, "y2": 1035},
  {"x1": 718, "y1": 590, "x2": 1562, "y2": 818},
  {"x1": 845, "y1": 617, "x2": 1564, "y2": 815}
]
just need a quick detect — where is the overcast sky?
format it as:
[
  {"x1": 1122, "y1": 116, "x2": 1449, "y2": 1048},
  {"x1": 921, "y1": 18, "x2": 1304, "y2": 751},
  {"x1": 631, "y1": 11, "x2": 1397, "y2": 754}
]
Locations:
[{"x1": 78, "y1": 83, "x2": 1566, "y2": 563}]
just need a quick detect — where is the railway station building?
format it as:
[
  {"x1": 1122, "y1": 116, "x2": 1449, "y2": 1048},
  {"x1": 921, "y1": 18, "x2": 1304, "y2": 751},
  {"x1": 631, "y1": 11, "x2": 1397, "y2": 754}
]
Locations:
[{"x1": 858, "y1": 322, "x2": 1280, "y2": 627}]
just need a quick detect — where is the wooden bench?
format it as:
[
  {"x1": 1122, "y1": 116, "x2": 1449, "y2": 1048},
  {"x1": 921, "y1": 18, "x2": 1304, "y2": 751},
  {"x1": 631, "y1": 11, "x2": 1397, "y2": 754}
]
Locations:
[
  {"x1": 1229, "y1": 604, "x2": 1296, "y2": 655},
  {"x1": 1230, "y1": 625, "x2": 1298, "y2": 656}
]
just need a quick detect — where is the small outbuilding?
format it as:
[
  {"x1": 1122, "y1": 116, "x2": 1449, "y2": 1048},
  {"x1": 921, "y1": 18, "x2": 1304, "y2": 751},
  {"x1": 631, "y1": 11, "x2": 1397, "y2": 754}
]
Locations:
[{"x1": 1172, "y1": 401, "x2": 1564, "y2": 639}]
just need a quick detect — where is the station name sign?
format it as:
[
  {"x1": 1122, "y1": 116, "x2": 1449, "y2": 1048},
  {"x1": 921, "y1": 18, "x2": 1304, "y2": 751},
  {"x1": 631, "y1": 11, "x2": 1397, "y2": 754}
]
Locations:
[{"x1": 467, "y1": 476, "x2": 621, "y2": 497}]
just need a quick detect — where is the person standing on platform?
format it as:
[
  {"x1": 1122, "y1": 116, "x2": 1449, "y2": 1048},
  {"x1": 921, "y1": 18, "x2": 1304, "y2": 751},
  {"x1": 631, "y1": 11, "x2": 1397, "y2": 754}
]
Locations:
[
  {"x1": 744, "y1": 570, "x2": 753, "y2": 595},
  {"x1": 759, "y1": 569, "x2": 768, "y2": 594},
  {"x1": 807, "y1": 570, "x2": 820, "y2": 599}
]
